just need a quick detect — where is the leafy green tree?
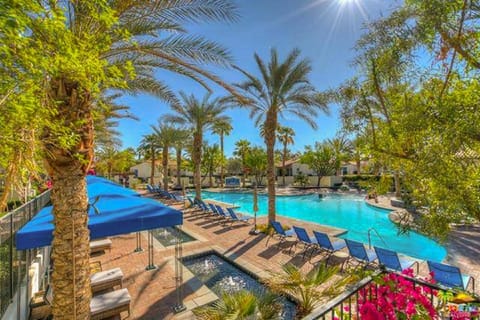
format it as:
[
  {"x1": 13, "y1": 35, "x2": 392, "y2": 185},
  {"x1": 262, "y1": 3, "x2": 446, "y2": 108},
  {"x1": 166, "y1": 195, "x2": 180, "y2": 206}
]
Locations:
[
  {"x1": 300, "y1": 143, "x2": 336, "y2": 187},
  {"x1": 233, "y1": 139, "x2": 252, "y2": 188},
  {"x1": 336, "y1": 0, "x2": 480, "y2": 239},
  {"x1": 212, "y1": 119, "x2": 233, "y2": 188},
  {"x1": 163, "y1": 93, "x2": 230, "y2": 199},
  {"x1": 244, "y1": 147, "x2": 268, "y2": 186},
  {"x1": 326, "y1": 136, "x2": 352, "y2": 176},
  {"x1": 232, "y1": 48, "x2": 328, "y2": 222},
  {"x1": 277, "y1": 126, "x2": 295, "y2": 186},
  {"x1": 0, "y1": 0, "x2": 242, "y2": 314},
  {"x1": 226, "y1": 158, "x2": 242, "y2": 176}
]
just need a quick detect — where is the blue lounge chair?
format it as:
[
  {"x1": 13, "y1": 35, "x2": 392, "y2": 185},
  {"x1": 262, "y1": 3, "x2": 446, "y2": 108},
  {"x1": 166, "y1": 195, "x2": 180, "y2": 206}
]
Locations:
[
  {"x1": 208, "y1": 203, "x2": 221, "y2": 218},
  {"x1": 267, "y1": 221, "x2": 294, "y2": 247},
  {"x1": 291, "y1": 226, "x2": 318, "y2": 259},
  {"x1": 345, "y1": 239, "x2": 377, "y2": 267},
  {"x1": 226, "y1": 208, "x2": 252, "y2": 225},
  {"x1": 215, "y1": 205, "x2": 231, "y2": 221},
  {"x1": 427, "y1": 261, "x2": 475, "y2": 292},
  {"x1": 313, "y1": 231, "x2": 347, "y2": 263},
  {"x1": 374, "y1": 247, "x2": 419, "y2": 274}
]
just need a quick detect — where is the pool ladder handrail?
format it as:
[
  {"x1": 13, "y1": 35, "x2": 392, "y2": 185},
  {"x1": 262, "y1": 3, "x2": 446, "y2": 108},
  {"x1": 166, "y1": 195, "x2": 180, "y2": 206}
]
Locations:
[{"x1": 367, "y1": 227, "x2": 388, "y2": 250}]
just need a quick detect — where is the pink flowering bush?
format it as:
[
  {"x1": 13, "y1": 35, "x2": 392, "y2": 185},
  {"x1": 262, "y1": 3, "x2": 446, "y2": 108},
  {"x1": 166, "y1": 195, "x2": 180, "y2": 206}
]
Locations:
[{"x1": 357, "y1": 269, "x2": 439, "y2": 319}]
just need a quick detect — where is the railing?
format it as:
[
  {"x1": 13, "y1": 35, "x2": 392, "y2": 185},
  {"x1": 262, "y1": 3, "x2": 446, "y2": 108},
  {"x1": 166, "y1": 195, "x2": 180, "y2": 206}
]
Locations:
[
  {"x1": 305, "y1": 271, "x2": 443, "y2": 319},
  {"x1": 0, "y1": 190, "x2": 51, "y2": 319},
  {"x1": 367, "y1": 227, "x2": 388, "y2": 249}
]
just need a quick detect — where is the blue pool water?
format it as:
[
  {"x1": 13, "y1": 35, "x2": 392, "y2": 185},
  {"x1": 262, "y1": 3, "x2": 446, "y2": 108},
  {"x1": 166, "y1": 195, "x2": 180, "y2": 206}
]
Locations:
[{"x1": 200, "y1": 191, "x2": 447, "y2": 262}]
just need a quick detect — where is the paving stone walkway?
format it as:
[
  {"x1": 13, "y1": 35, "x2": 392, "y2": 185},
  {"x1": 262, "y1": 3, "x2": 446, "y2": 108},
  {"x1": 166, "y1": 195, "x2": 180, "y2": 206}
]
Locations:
[{"x1": 93, "y1": 192, "x2": 479, "y2": 319}]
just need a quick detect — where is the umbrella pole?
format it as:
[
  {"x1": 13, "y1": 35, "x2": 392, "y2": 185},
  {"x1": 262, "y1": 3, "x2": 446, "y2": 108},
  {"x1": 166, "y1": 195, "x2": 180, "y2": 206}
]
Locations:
[
  {"x1": 134, "y1": 232, "x2": 143, "y2": 252},
  {"x1": 146, "y1": 230, "x2": 156, "y2": 270}
]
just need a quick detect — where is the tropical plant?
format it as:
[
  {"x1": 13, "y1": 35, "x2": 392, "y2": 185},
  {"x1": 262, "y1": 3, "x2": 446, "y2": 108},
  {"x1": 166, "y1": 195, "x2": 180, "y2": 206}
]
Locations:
[
  {"x1": 0, "y1": 0, "x2": 242, "y2": 314},
  {"x1": 139, "y1": 134, "x2": 160, "y2": 185},
  {"x1": 212, "y1": 119, "x2": 233, "y2": 188},
  {"x1": 277, "y1": 126, "x2": 295, "y2": 186},
  {"x1": 163, "y1": 93, "x2": 230, "y2": 199},
  {"x1": 265, "y1": 263, "x2": 339, "y2": 317},
  {"x1": 202, "y1": 143, "x2": 223, "y2": 187},
  {"x1": 326, "y1": 136, "x2": 352, "y2": 176},
  {"x1": 194, "y1": 290, "x2": 282, "y2": 320},
  {"x1": 152, "y1": 121, "x2": 181, "y2": 191},
  {"x1": 95, "y1": 147, "x2": 136, "y2": 179},
  {"x1": 172, "y1": 128, "x2": 191, "y2": 188},
  {"x1": 244, "y1": 147, "x2": 268, "y2": 186},
  {"x1": 226, "y1": 158, "x2": 243, "y2": 176},
  {"x1": 233, "y1": 139, "x2": 251, "y2": 188},
  {"x1": 232, "y1": 48, "x2": 329, "y2": 222},
  {"x1": 300, "y1": 143, "x2": 336, "y2": 187}
]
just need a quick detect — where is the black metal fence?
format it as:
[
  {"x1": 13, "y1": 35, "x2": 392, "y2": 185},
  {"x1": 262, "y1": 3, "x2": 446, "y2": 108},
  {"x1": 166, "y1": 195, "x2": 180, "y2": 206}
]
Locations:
[{"x1": 0, "y1": 190, "x2": 51, "y2": 318}]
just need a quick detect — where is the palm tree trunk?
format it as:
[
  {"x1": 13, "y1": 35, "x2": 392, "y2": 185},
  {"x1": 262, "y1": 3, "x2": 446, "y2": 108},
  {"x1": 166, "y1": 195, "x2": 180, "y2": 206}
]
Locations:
[
  {"x1": 176, "y1": 147, "x2": 182, "y2": 187},
  {"x1": 162, "y1": 146, "x2": 169, "y2": 191},
  {"x1": 209, "y1": 169, "x2": 213, "y2": 187},
  {"x1": 43, "y1": 77, "x2": 93, "y2": 319},
  {"x1": 220, "y1": 133, "x2": 224, "y2": 188},
  {"x1": 241, "y1": 155, "x2": 246, "y2": 188},
  {"x1": 193, "y1": 131, "x2": 202, "y2": 200},
  {"x1": 282, "y1": 144, "x2": 287, "y2": 186},
  {"x1": 150, "y1": 147, "x2": 155, "y2": 185},
  {"x1": 264, "y1": 111, "x2": 277, "y2": 223},
  {"x1": 317, "y1": 175, "x2": 321, "y2": 187}
]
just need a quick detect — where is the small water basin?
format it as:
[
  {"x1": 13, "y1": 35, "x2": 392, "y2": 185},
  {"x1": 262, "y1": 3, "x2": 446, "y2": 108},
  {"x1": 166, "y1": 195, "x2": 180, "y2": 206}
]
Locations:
[{"x1": 183, "y1": 253, "x2": 296, "y2": 319}]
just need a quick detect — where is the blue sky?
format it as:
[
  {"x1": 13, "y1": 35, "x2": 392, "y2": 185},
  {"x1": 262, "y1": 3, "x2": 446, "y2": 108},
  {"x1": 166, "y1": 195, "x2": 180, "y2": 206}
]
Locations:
[{"x1": 117, "y1": 0, "x2": 400, "y2": 157}]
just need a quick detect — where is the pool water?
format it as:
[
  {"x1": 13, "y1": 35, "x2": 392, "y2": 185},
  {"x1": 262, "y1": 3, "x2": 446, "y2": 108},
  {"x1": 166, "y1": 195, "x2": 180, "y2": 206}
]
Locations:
[
  {"x1": 200, "y1": 191, "x2": 447, "y2": 262},
  {"x1": 183, "y1": 253, "x2": 296, "y2": 319}
]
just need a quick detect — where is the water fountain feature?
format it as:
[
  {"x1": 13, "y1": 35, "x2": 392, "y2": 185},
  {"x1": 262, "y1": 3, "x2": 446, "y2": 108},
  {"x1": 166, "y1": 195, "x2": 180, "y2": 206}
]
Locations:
[
  {"x1": 151, "y1": 227, "x2": 195, "y2": 247},
  {"x1": 183, "y1": 253, "x2": 296, "y2": 319}
]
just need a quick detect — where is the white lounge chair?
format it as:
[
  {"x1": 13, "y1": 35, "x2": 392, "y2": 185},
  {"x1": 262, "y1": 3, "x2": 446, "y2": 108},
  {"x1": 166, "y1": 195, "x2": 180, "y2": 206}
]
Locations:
[
  {"x1": 91, "y1": 267, "x2": 123, "y2": 293},
  {"x1": 90, "y1": 238, "x2": 112, "y2": 254}
]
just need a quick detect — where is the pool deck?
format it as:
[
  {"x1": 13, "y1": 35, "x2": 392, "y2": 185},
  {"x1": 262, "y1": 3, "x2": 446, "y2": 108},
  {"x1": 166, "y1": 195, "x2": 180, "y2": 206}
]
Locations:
[
  {"x1": 91, "y1": 192, "x2": 480, "y2": 319},
  {"x1": 367, "y1": 195, "x2": 480, "y2": 287}
]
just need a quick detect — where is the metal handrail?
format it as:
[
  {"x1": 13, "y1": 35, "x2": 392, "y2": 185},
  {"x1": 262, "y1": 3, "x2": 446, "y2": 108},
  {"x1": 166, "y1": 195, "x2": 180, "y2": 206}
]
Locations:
[{"x1": 367, "y1": 227, "x2": 388, "y2": 249}]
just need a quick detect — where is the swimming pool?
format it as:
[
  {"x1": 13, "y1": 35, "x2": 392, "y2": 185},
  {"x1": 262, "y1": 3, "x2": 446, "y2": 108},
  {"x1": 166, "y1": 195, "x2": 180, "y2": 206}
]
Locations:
[{"x1": 200, "y1": 191, "x2": 447, "y2": 262}]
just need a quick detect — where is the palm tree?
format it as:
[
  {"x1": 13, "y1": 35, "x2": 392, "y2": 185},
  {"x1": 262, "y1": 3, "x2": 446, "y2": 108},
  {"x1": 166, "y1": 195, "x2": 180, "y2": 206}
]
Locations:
[
  {"x1": 33, "y1": 1, "x2": 242, "y2": 315},
  {"x1": 163, "y1": 93, "x2": 230, "y2": 200},
  {"x1": 265, "y1": 263, "x2": 339, "y2": 318},
  {"x1": 212, "y1": 119, "x2": 233, "y2": 188},
  {"x1": 202, "y1": 143, "x2": 223, "y2": 187},
  {"x1": 172, "y1": 128, "x2": 191, "y2": 188},
  {"x1": 233, "y1": 139, "x2": 251, "y2": 188},
  {"x1": 195, "y1": 290, "x2": 281, "y2": 320},
  {"x1": 326, "y1": 136, "x2": 352, "y2": 176},
  {"x1": 277, "y1": 126, "x2": 295, "y2": 186},
  {"x1": 138, "y1": 134, "x2": 160, "y2": 185},
  {"x1": 152, "y1": 121, "x2": 180, "y2": 191},
  {"x1": 233, "y1": 48, "x2": 329, "y2": 222}
]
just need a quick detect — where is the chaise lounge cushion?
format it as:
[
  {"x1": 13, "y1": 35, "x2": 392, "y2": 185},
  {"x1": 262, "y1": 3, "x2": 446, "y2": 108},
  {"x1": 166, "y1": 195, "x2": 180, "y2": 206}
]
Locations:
[
  {"x1": 90, "y1": 238, "x2": 112, "y2": 253},
  {"x1": 91, "y1": 267, "x2": 123, "y2": 292},
  {"x1": 90, "y1": 288, "x2": 131, "y2": 317}
]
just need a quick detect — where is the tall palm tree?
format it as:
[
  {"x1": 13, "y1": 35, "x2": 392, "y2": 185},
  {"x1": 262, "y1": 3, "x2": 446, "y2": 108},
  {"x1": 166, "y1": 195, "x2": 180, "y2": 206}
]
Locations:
[
  {"x1": 233, "y1": 139, "x2": 251, "y2": 188},
  {"x1": 34, "y1": 2, "x2": 241, "y2": 315},
  {"x1": 276, "y1": 125, "x2": 295, "y2": 186},
  {"x1": 172, "y1": 128, "x2": 191, "y2": 188},
  {"x1": 326, "y1": 136, "x2": 352, "y2": 176},
  {"x1": 212, "y1": 119, "x2": 233, "y2": 188},
  {"x1": 163, "y1": 93, "x2": 230, "y2": 200},
  {"x1": 202, "y1": 143, "x2": 222, "y2": 187},
  {"x1": 233, "y1": 48, "x2": 329, "y2": 222},
  {"x1": 139, "y1": 134, "x2": 160, "y2": 185},
  {"x1": 152, "y1": 121, "x2": 179, "y2": 191}
]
